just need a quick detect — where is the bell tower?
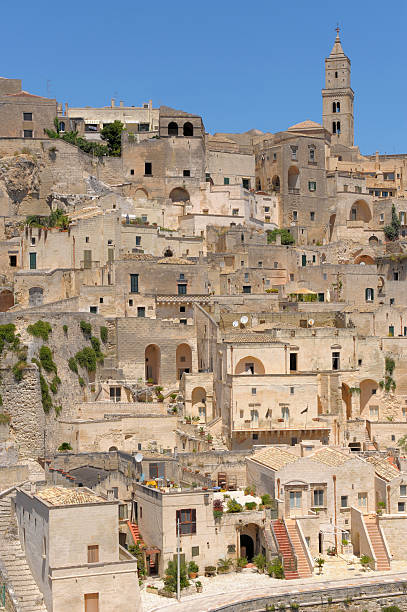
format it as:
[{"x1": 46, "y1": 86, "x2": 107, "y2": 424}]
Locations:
[{"x1": 322, "y1": 27, "x2": 354, "y2": 147}]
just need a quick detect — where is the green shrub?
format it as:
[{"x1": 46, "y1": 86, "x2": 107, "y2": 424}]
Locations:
[
  {"x1": 78, "y1": 376, "x2": 85, "y2": 387},
  {"x1": 244, "y1": 485, "x2": 256, "y2": 496},
  {"x1": 50, "y1": 375, "x2": 61, "y2": 394},
  {"x1": 261, "y1": 494, "x2": 273, "y2": 507},
  {"x1": 31, "y1": 357, "x2": 41, "y2": 370},
  {"x1": 12, "y1": 360, "x2": 26, "y2": 382},
  {"x1": 58, "y1": 441, "x2": 72, "y2": 451},
  {"x1": 0, "y1": 323, "x2": 18, "y2": 355},
  {"x1": 245, "y1": 501, "x2": 257, "y2": 510},
  {"x1": 226, "y1": 498, "x2": 243, "y2": 513},
  {"x1": 128, "y1": 543, "x2": 146, "y2": 576},
  {"x1": 40, "y1": 374, "x2": 52, "y2": 413},
  {"x1": 382, "y1": 606, "x2": 402, "y2": 612},
  {"x1": 27, "y1": 320, "x2": 52, "y2": 341},
  {"x1": 75, "y1": 347, "x2": 97, "y2": 372},
  {"x1": 267, "y1": 558, "x2": 284, "y2": 579},
  {"x1": 0, "y1": 412, "x2": 10, "y2": 425},
  {"x1": 267, "y1": 228, "x2": 295, "y2": 245},
  {"x1": 63, "y1": 324, "x2": 68, "y2": 334},
  {"x1": 164, "y1": 559, "x2": 189, "y2": 592},
  {"x1": 253, "y1": 553, "x2": 267, "y2": 572},
  {"x1": 54, "y1": 405, "x2": 62, "y2": 416},
  {"x1": 80, "y1": 320, "x2": 92, "y2": 337},
  {"x1": 68, "y1": 357, "x2": 78, "y2": 373},
  {"x1": 188, "y1": 560, "x2": 199, "y2": 574},
  {"x1": 0, "y1": 395, "x2": 2, "y2": 406},
  {"x1": 100, "y1": 326, "x2": 108, "y2": 343},
  {"x1": 90, "y1": 336, "x2": 104, "y2": 361},
  {"x1": 39, "y1": 345, "x2": 57, "y2": 373}
]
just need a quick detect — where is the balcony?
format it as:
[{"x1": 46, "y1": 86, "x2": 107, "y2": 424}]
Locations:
[{"x1": 233, "y1": 419, "x2": 330, "y2": 432}]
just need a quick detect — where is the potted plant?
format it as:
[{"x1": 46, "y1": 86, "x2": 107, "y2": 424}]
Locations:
[
  {"x1": 188, "y1": 560, "x2": 199, "y2": 579},
  {"x1": 199, "y1": 426, "x2": 205, "y2": 436},
  {"x1": 253, "y1": 553, "x2": 267, "y2": 573},
  {"x1": 236, "y1": 556, "x2": 248, "y2": 572},
  {"x1": 377, "y1": 501, "x2": 386, "y2": 515},
  {"x1": 245, "y1": 501, "x2": 257, "y2": 511},
  {"x1": 244, "y1": 485, "x2": 256, "y2": 496},
  {"x1": 314, "y1": 557, "x2": 325, "y2": 574},
  {"x1": 146, "y1": 584, "x2": 159, "y2": 594},
  {"x1": 147, "y1": 378, "x2": 154, "y2": 386},
  {"x1": 195, "y1": 580, "x2": 203, "y2": 593},
  {"x1": 261, "y1": 494, "x2": 273, "y2": 508},
  {"x1": 327, "y1": 546, "x2": 336, "y2": 556},
  {"x1": 206, "y1": 433, "x2": 213, "y2": 443},
  {"x1": 217, "y1": 557, "x2": 233, "y2": 574},
  {"x1": 360, "y1": 555, "x2": 371, "y2": 571},
  {"x1": 204, "y1": 565, "x2": 217, "y2": 577},
  {"x1": 213, "y1": 498, "x2": 224, "y2": 519}
]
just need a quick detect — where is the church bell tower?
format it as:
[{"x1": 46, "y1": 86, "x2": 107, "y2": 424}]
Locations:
[{"x1": 322, "y1": 28, "x2": 354, "y2": 147}]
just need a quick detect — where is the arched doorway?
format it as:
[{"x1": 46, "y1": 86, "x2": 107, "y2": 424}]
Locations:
[
  {"x1": 288, "y1": 166, "x2": 300, "y2": 191},
  {"x1": 183, "y1": 122, "x2": 193, "y2": 136},
  {"x1": 192, "y1": 387, "x2": 206, "y2": 420},
  {"x1": 271, "y1": 175, "x2": 280, "y2": 192},
  {"x1": 109, "y1": 446, "x2": 118, "y2": 452},
  {"x1": 145, "y1": 344, "x2": 161, "y2": 383},
  {"x1": 329, "y1": 214, "x2": 336, "y2": 241},
  {"x1": 169, "y1": 187, "x2": 190, "y2": 202},
  {"x1": 349, "y1": 200, "x2": 372, "y2": 223},
  {"x1": 29, "y1": 287, "x2": 43, "y2": 307},
  {"x1": 240, "y1": 534, "x2": 254, "y2": 561},
  {"x1": 369, "y1": 235, "x2": 379, "y2": 246},
  {"x1": 176, "y1": 343, "x2": 192, "y2": 380},
  {"x1": 360, "y1": 379, "x2": 378, "y2": 415},
  {"x1": 134, "y1": 188, "x2": 148, "y2": 201},
  {"x1": 354, "y1": 254, "x2": 374, "y2": 265},
  {"x1": 168, "y1": 122, "x2": 178, "y2": 136}
]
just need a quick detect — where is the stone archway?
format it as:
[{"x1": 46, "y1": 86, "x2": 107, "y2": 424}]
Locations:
[
  {"x1": 349, "y1": 200, "x2": 372, "y2": 223},
  {"x1": 176, "y1": 344, "x2": 192, "y2": 380},
  {"x1": 288, "y1": 166, "x2": 300, "y2": 191},
  {"x1": 239, "y1": 523, "x2": 260, "y2": 561},
  {"x1": 240, "y1": 534, "x2": 254, "y2": 561},
  {"x1": 169, "y1": 187, "x2": 190, "y2": 203},
  {"x1": 355, "y1": 254, "x2": 375, "y2": 265},
  {"x1": 145, "y1": 344, "x2": 161, "y2": 384},
  {"x1": 235, "y1": 356, "x2": 265, "y2": 375}
]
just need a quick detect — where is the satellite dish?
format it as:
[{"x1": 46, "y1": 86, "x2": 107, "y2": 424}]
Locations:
[
  {"x1": 240, "y1": 316, "x2": 249, "y2": 324},
  {"x1": 134, "y1": 453, "x2": 143, "y2": 463},
  {"x1": 308, "y1": 319, "x2": 314, "y2": 327},
  {"x1": 232, "y1": 320, "x2": 239, "y2": 328}
]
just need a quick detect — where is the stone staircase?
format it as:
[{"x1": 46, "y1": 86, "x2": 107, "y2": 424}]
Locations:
[
  {"x1": 271, "y1": 519, "x2": 299, "y2": 580},
  {"x1": 0, "y1": 491, "x2": 47, "y2": 611},
  {"x1": 285, "y1": 519, "x2": 313, "y2": 578},
  {"x1": 364, "y1": 515, "x2": 391, "y2": 571}
]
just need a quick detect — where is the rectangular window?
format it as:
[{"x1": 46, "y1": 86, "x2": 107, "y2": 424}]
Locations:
[
  {"x1": 9, "y1": 255, "x2": 17, "y2": 267},
  {"x1": 369, "y1": 406, "x2": 379, "y2": 418},
  {"x1": 293, "y1": 211, "x2": 298, "y2": 221},
  {"x1": 358, "y1": 493, "x2": 367, "y2": 507},
  {"x1": 192, "y1": 546, "x2": 199, "y2": 557},
  {"x1": 176, "y1": 509, "x2": 196, "y2": 535},
  {"x1": 23, "y1": 130, "x2": 33, "y2": 138},
  {"x1": 23, "y1": 112, "x2": 33, "y2": 121},
  {"x1": 84, "y1": 593, "x2": 99, "y2": 612},
  {"x1": 400, "y1": 485, "x2": 407, "y2": 497},
  {"x1": 130, "y1": 274, "x2": 139, "y2": 293},
  {"x1": 393, "y1": 272, "x2": 399, "y2": 281},
  {"x1": 310, "y1": 211, "x2": 315, "y2": 221},
  {"x1": 290, "y1": 387, "x2": 294, "y2": 395},
  {"x1": 301, "y1": 254, "x2": 306, "y2": 267},
  {"x1": 87, "y1": 545, "x2": 99, "y2": 563},
  {"x1": 289, "y1": 491, "x2": 301, "y2": 508},
  {"x1": 149, "y1": 463, "x2": 159, "y2": 479},
  {"x1": 29, "y1": 252, "x2": 37, "y2": 270},
  {"x1": 282, "y1": 406, "x2": 289, "y2": 420},
  {"x1": 224, "y1": 177, "x2": 230, "y2": 185},
  {"x1": 232, "y1": 209, "x2": 239, "y2": 216},
  {"x1": 89, "y1": 306, "x2": 98, "y2": 314},
  {"x1": 340, "y1": 495, "x2": 348, "y2": 508},
  {"x1": 389, "y1": 325, "x2": 394, "y2": 337},
  {"x1": 290, "y1": 353, "x2": 297, "y2": 371},
  {"x1": 309, "y1": 148, "x2": 315, "y2": 161},
  {"x1": 242, "y1": 285, "x2": 251, "y2": 294},
  {"x1": 183, "y1": 169, "x2": 190, "y2": 177},
  {"x1": 135, "y1": 236, "x2": 141, "y2": 246},
  {"x1": 137, "y1": 307, "x2": 145, "y2": 318},
  {"x1": 251, "y1": 388, "x2": 256, "y2": 395},
  {"x1": 332, "y1": 352, "x2": 340, "y2": 371},
  {"x1": 308, "y1": 181, "x2": 317, "y2": 192},
  {"x1": 290, "y1": 146, "x2": 298, "y2": 160},
  {"x1": 178, "y1": 284, "x2": 187, "y2": 295},
  {"x1": 83, "y1": 249, "x2": 92, "y2": 269},
  {"x1": 365, "y1": 288, "x2": 374, "y2": 302},
  {"x1": 110, "y1": 387, "x2": 121, "y2": 402},
  {"x1": 398, "y1": 502, "x2": 405, "y2": 513},
  {"x1": 242, "y1": 178, "x2": 250, "y2": 190},
  {"x1": 313, "y1": 489, "x2": 324, "y2": 507},
  {"x1": 144, "y1": 162, "x2": 152, "y2": 175},
  {"x1": 130, "y1": 169, "x2": 134, "y2": 175}
]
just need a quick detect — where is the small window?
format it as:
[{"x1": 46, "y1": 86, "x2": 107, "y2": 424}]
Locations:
[
  {"x1": 393, "y1": 272, "x2": 399, "y2": 281},
  {"x1": 180, "y1": 318, "x2": 187, "y2": 325},
  {"x1": 137, "y1": 307, "x2": 145, "y2": 318},
  {"x1": 130, "y1": 274, "x2": 139, "y2": 293},
  {"x1": 145, "y1": 162, "x2": 152, "y2": 175},
  {"x1": 179, "y1": 273, "x2": 185, "y2": 280},
  {"x1": 232, "y1": 208, "x2": 239, "y2": 216},
  {"x1": 358, "y1": 493, "x2": 367, "y2": 507},
  {"x1": 242, "y1": 178, "x2": 250, "y2": 190},
  {"x1": 130, "y1": 169, "x2": 134, "y2": 175},
  {"x1": 135, "y1": 236, "x2": 141, "y2": 246},
  {"x1": 23, "y1": 112, "x2": 33, "y2": 121},
  {"x1": 85, "y1": 236, "x2": 90, "y2": 243},
  {"x1": 398, "y1": 502, "x2": 405, "y2": 513},
  {"x1": 242, "y1": 285, "x2": 251, "y2": 294},
  {"x1": 308, "y1": 181, "x2": 317, "y2": 192},
  {"x1": 365, "y1": 288, "x2": 374, "y2": 302},
  {"x1": 251, "y1": 388, "x2": 256, "y2": 395},
  {"x1": 29, "y1": 252, "x2": 37, "y2": 270},
  {"x1": 224, "y1": 177, "x2": 230, "y2": 185},
  {"x1": 340, "y1": 495, "x2": 348, "y2": 508},
  {"x1": 99, "y1": 297, "x2": 104, "y2": 304},
  {"x1": 400, "y1": 485, "x2": 407, "y2": 497},
  {"x1": 180, "y1": 306, "x2": 186, "y2": 313},
  {"x1": 290, "y1": 353, "x2": 297, "y2": 371},
  {"x1": 90, "y1": 306, "x2": 98, "y2": 314},
  {"x1": 128, "y1": 299, "x2": 133, "y2": 306},
  {"x1": 293, "y1": 210, "x2": 298, "y2": 221},
  {"x1": 183, "y1": 170, "x2": 190, "y2": 177},
  {"x1": 391, "y1": 435, "x2": 396, "y2": 442},
  {"x1": 252, "y1": 433, "x2": 259, "y2": 440},
  {"x1": 310, "y1": 211, "x2": 315, "y2": 221},
  {"x1": 192, "y1": 546, "x2": 199, "y2": 557},
  {"x1": 313, "y1": 489, "x2": 324, "y2": 507},
  {"x1": 23, "y1": 130, "x2": 33, "y2": 138},
  {"x1": 258, "y1": 261, "x2": 263, "y2": 267},
  {"x1": 332, "y1": 352, "x2": 340, "y2": 371},
  {"x1": 389, "y1": 325, "x2": 394, "y2": 337},
  {"x1": 309, "y1": 148, "x2": 315, "y2": 161},
  {"x1": 9, "y1": 255, "x2": 17, "y2": 267},
  {"x1": 290, "y1": 387, "x2": 294, "y2": 395},
  {"x1": 176, "y1": 509, "x2": 196, "y2": 535},
  {"x1": 290, "y1": 146, "x2": 298, "y2": 160},
  {"x1": 178, "y1": 284, "x2": 187, "y2": 295}
]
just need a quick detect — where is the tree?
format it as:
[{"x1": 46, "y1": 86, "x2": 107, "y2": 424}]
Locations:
[
  {"x1": 267, "y1": 228, "x2": 295, "y2": 245},
  {"x1": 383, "y1": 204, "x2": 400, "y2": 241},
  {"x1": 100, "y1": 120, "x2": 124, "y2": 156},
  {"x1": 164, "y1": 559, "x2": 189, "y2": 592}
]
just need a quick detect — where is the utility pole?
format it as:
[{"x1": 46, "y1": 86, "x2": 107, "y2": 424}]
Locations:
[{"x1": 177, "y1": 518, "x2": 181, "y2": 601}]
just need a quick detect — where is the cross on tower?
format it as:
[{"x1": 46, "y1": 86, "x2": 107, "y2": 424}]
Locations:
[{"x1": 336, "y1": 24, "x2": 340, "y2": 36}]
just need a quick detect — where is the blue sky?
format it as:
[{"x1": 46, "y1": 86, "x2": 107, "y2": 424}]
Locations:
[{"x1": 1, "y1": 0, "x2": 405, "y2": 154}]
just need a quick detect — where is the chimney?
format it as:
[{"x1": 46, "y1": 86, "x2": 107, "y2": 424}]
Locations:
[
  {"x1": 111, "y1": 98, "x2": 115, "y2": 108},
  {"x1": 120, "y1": 100, "x2": 124, "y2": 107},
  {"x1": 65, "y1": 102, "x2": 69, "y2": 115}
]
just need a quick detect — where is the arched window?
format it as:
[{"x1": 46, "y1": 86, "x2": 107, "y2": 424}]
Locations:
[
  {"x1": 365, "y1": 288, "x2": 374, "y2": 302},
  {"x1": 59, "y1": 121, "x2": 65, "y2": 132},
  {"x1": 183, "y1": 122, "x2": 193, "y2": 136},
  {"x1": 168, "y1": 122, "x2": 178, "y2": 136},
  {"x1": 336, "y1": 101, "x2": 340, "y2": 112},
  {"x1": 164, "y1": 248, "x2": 173, "y2": 257},
  {"x1": 169, "y1": 187, "x2": 190, "y2": 202},
  {"x1": 336, "y1": 121, "x2": 341, "y2": 134}
]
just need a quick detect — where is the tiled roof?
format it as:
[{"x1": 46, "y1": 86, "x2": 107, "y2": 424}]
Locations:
[
  {"x1": 287, "y1": 120, "x2": 323, "y2": 131},
  {"x1": 366, "y1": 456, "x2": 400, "y2": 481},
  {"x1": 223, "y1": 332, "x2": 276, "y2": 343},
  {"x1": 310, "y1": 447, "x2": 350, "y2": 467},
  {"x1": 157, "y1": 257, "x2": 194, "y2": 265},
  {"x1": 122, "y1": 253, "x2": 156, "y2": 261},
  {"x1": 36, "y1": 486, "x2": 105, "y2": 506},
  {"x1": 250, "y1": 447, "x2": 298, "y2": 471}
]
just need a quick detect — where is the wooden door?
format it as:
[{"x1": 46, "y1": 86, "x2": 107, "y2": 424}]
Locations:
[{"x1": 84, "y1": 593, "x2": 99, "y2": 612}]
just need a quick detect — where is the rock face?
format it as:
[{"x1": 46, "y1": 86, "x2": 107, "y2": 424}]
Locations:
[{"x1": 0, "y1": 154, "x2": 41, "y2": 215}]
